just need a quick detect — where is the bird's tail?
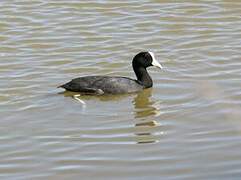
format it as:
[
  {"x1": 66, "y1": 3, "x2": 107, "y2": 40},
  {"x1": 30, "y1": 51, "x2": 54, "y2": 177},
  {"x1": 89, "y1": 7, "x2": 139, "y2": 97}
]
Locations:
[{"x1": 57, "y1": 84, "x2": 65, "y2": 88}]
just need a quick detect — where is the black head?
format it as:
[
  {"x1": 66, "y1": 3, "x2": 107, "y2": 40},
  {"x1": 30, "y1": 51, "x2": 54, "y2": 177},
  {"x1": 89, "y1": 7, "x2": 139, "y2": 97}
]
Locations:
[{"x1": 132, "y1": 51, "x2": 162, "y2": 69}]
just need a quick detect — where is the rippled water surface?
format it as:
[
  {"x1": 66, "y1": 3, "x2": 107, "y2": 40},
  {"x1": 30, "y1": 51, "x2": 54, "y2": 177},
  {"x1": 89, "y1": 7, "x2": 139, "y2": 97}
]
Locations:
[{"x1": 1, "y1": 0, "x2": 241, "y2": 179}]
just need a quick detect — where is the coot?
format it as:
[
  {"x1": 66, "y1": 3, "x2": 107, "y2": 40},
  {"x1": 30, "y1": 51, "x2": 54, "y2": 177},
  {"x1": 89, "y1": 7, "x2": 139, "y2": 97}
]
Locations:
[{"x1": 58, "y1": 51, "x2": 162, "y2": 95}]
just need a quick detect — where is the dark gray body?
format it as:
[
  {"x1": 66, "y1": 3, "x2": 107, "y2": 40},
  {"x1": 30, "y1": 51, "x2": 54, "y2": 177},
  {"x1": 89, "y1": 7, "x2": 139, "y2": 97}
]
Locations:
[
  {"x1": 59, "y1": 52, "x2": 162, "y2": 95},
  {"x1": 60, "y1": 76, "x2": 144, "y2": 95}
]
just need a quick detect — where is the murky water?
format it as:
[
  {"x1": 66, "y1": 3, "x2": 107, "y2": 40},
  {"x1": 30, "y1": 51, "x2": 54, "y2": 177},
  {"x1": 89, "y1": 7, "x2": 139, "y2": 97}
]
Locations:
[{"x1": 0, "y1": 0, "x2": 241, "y2": 179}]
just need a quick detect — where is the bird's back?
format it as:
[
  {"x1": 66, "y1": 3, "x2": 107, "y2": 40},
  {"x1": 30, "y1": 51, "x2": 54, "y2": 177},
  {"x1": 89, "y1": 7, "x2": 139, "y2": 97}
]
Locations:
[{"x1": 59, "y1": 76, "x2": 143, "y2": 94}]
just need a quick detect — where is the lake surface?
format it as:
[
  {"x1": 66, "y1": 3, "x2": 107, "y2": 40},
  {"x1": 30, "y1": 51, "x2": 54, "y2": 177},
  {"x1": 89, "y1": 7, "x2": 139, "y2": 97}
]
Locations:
[{"x1": 0, "y1": 0, "x2": 241, "y2": 179}]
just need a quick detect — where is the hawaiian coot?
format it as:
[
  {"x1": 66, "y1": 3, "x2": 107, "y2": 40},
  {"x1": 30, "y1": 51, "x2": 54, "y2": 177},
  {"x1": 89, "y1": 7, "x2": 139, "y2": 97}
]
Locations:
[{"x1": 58, "y1": 51, "x2": 162, "y2": 95}]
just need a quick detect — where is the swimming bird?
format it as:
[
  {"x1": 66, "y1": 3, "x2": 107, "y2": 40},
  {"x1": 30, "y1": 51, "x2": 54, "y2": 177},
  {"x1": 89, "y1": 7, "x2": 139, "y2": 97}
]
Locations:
[{"x1": 58, "y1": 51, "x2": 162, "y2": 95}]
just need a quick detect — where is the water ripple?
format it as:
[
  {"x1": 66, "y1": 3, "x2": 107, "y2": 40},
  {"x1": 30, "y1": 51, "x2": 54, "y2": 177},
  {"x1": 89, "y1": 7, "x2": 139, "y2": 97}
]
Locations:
[{"x1": 0, "y1": 0, "x2": 241, "y2": 179}]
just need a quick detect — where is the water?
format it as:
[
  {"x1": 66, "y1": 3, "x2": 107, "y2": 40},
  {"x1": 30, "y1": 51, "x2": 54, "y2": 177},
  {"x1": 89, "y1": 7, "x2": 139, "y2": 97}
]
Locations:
[{"x1": 0, "y1": 0, "x2": 241, "y2": 179}]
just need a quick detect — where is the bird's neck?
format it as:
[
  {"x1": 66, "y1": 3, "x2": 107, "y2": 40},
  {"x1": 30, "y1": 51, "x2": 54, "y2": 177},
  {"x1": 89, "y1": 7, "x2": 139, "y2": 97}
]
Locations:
[{"x1": 134, "y1": 66, "x2": 153, "y2": 88}]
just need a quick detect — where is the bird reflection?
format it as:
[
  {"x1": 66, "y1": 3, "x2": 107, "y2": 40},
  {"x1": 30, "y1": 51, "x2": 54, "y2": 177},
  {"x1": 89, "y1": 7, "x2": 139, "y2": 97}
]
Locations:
[
  {"x1": 132, "y1": 89, "x2": 163, "y2": 144},
  {"x1": 59, "y1": 89, "x2": 163, "y2": 144},
  {"x1": 59, "y1": 90, "x2": 131, "y2": 102},
  {"x1": 133, "y1": 88, "x2": 162, "y2": 118}
]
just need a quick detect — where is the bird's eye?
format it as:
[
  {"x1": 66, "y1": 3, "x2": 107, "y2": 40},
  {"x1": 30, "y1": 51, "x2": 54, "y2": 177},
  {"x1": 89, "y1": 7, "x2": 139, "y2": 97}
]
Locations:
[
  {"x1": 144, "y1": 53, "x2": 151, "y2": 61},
  {"x1": 144, "y1": 53, "x2": 149, "y2": 58}
]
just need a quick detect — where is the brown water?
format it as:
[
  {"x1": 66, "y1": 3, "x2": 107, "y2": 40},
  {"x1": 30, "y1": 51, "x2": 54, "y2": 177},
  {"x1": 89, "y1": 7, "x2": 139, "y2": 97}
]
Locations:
[{"x1": 1, "y1": 0, "x2": 241, "y2": 179}]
